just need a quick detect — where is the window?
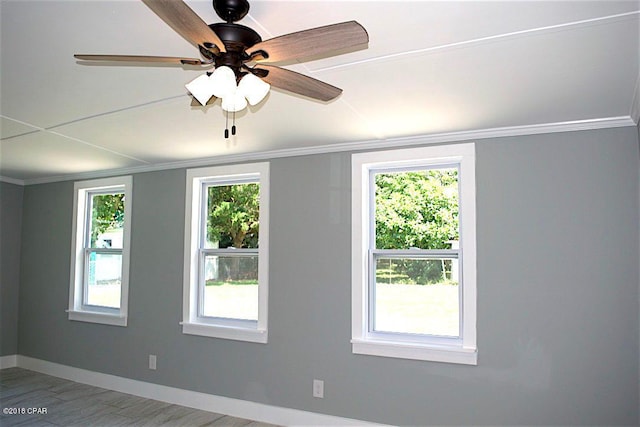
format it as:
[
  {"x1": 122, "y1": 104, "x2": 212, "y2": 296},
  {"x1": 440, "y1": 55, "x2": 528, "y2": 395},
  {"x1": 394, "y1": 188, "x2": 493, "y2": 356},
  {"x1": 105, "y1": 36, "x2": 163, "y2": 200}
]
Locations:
[
  {"x1": 351, "y1": 144, "x2": 476, "y2": 364},
  {"x1": 68, "y1": 176, "x2": 132, "y2": 326},
  {"x1": 183, "y1": 162, "x2": 269, "y2": 343}
]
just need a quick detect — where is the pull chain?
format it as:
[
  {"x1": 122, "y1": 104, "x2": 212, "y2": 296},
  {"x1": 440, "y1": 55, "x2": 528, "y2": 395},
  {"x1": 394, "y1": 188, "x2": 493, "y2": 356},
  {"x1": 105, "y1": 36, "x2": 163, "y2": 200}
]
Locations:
[
  {"x1": 232, "y1": 110, "x2": 237, "y2": 136},
  {"x1": 224, "y1": 110, "x2": 229, "y2": 138}
]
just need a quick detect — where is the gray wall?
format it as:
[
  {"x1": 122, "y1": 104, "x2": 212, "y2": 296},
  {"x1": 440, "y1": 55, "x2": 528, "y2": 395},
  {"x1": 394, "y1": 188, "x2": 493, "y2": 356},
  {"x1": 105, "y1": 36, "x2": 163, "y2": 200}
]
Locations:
[
  {"x1": 16, "y1": 126, "x2": 640, "y2": 425},
  {"x1": 1, "y1": 182, "x2": 23, "y2": 356}
]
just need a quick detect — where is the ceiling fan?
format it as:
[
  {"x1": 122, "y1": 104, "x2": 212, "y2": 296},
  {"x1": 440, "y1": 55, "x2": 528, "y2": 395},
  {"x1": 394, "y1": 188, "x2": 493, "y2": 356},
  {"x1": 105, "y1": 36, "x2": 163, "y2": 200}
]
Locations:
[{"x1": 75, "y1": 0, "x2": 369, "y2": 135}]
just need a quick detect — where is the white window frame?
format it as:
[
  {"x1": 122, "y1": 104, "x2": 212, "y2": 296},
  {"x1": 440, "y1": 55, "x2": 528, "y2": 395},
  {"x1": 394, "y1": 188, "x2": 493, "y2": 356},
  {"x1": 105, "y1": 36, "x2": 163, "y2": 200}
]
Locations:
[
  {"x1": 182, "y1": 162, "x2": 269, "y2": 343},
  {"x1": 351, "y1": 143, "x2": 477, "y2": 365},
  {"x1": 68, "y1": 176, "x2": 132, "y2": 327}
]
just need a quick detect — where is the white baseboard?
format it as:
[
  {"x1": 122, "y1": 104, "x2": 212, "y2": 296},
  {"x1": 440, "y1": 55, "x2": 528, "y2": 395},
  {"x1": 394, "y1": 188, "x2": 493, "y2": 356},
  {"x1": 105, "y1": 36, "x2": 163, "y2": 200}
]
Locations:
[
  {"x1": 0, "y1": 355, "x2": 18, "y2": 369},
  {"x1": 15, "y1": 356, "x2": 387, "y2": 427}
]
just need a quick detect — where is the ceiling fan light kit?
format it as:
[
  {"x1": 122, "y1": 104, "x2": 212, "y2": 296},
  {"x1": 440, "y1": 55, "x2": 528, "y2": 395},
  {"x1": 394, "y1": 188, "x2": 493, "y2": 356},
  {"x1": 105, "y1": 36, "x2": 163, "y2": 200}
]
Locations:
[
  {"x1": 185, "y1": 73, "x2": 217, "y2": 105},
  {"x1": 237, "y1": 73, "x2": 270, "y2": 106},
  {"x1": 75, "y1": 0, "x2": 369, "y2": 138},
  {"x1": 209, "y1": 66, "x2": 237, "y2": 98},
  {"x1": 185, "y1": 65, "x2": 270, "y2": 110},
  {"x1": 221, "y1": 90, "x2": 249, "y2": 113}
]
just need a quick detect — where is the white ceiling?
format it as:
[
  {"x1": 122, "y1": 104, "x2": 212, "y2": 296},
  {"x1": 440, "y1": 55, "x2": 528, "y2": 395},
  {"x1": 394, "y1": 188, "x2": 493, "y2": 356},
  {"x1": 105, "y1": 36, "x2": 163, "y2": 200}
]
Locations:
[{"x1": 1, "y1": 0, "x2": 639, "y2": 184}]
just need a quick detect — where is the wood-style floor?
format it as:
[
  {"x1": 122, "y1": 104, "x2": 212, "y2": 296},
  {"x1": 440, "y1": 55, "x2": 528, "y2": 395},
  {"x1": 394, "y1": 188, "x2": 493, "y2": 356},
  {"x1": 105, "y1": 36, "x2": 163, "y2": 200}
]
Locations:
[{"x1": 0, "y1": 367, "x2": 280, "y2": 426}]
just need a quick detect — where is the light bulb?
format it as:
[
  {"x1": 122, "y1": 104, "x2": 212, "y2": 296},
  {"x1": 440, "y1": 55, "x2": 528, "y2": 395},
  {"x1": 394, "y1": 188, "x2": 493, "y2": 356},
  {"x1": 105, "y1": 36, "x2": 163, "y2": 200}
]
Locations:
[{"x1": 237, "y1": 73, "x2": 270, "y2": 106}]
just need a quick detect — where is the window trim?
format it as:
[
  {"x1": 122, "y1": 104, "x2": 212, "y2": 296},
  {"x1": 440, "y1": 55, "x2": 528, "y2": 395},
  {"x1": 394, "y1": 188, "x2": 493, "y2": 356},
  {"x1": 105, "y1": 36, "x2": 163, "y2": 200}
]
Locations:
[
  {"x1": 68, "y1": 176, "x2": 132, "y2": 327},
  {"x1": 182, "y1": 162, "x2": 269, "y2": 343},
  {"x1": 351, "y1": 144, "x2": 477, "y2": 364}
]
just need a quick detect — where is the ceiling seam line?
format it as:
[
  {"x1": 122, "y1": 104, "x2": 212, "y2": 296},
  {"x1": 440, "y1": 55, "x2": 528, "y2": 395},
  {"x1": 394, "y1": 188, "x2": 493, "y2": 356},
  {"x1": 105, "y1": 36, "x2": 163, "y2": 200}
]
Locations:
[
  {"x1": 1, "y1": 130, "x2": 41, "y2": 142},
  {"x1": 45, "y1": 94, "x2": 187, "y2": 131},
  {"x1": 1, "y1": 127, "x2": 149, "y2": 164},
  {"x1": 246, "y1": 13, "x2": 274, "y2": 40},
  {"x1": 1, "y1": 115, "x2": 47, "y2": 140},
  {"x1": 309, "y1": 10, "x2": 640, "y2": 74},
  {"x1": 245, "y1": 13, "x2": 317, "y2": 77},
  {"x1": 1, "y1": 115, "x2": 150, "y2": 163},
  {"x1": 46, "y1": 130, "x2": 151, "y2": 164},
  {"x1": 338, "y1": 98, "x2": 385, "y2": 140}
]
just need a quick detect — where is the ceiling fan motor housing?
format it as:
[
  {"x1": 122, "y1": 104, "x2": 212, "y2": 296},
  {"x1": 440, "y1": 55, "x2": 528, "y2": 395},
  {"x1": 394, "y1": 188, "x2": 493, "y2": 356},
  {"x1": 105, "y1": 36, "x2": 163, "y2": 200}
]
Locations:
[
  {"x1": 209, "y1": 22, "x2": 262, "y2": 74},
  {"x1": 209, "y1": 23, "x2": 261, "y2": 50},
  {"x1": 213, "y1": 0, "x2": 250, "y2": 23}
]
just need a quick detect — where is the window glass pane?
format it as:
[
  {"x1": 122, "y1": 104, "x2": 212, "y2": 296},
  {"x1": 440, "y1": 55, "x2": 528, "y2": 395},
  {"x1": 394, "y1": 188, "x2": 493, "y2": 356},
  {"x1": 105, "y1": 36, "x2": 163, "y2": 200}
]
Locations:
[
  {"x1": 374, "y1": 257, "x2": 459, "y2": 336},
  {"x1": 86, "y1": 252, "x2": 122, "y2": 308},
  {"x1": 89, "y1": 193, "x2": 125, "y2": 248},
  {"x1": 202, "y1": 254, "x2": 258, "y2": 320},
  {"x1": 374, "y1": 168, "x2": 458, "y2": 250},
  {"x1": 205, "y1": 183, "x2": 260, "y2": 249}
]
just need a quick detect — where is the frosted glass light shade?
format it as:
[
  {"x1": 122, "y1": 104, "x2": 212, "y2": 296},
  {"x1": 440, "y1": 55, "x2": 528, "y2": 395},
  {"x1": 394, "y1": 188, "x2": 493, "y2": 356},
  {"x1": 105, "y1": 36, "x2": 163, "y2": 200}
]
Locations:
[
  {"x1": 221, "y1": 91, "x2": 248, "y2": 112},
  {"x1": 238, "y1": 73, "x2": 270, "y2": 106},
  {"x1": 210, "y1": 66, "x2": 237, "y2": 98},
  {"x1": 185, "y1": 74, "x2": 215, "y2": 106}
]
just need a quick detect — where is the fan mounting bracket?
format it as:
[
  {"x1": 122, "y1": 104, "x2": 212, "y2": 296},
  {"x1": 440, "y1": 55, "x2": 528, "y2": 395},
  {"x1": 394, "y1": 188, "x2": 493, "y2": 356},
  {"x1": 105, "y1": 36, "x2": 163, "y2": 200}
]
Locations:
[{"x1": 213, "y1": 0, "x2": 250, "y2": 23}]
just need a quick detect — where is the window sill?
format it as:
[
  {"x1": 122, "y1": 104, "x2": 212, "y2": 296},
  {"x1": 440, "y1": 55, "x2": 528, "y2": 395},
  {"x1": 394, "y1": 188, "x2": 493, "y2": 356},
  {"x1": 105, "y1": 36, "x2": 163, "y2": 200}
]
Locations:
[
  {"x1": 351, "y1": 338, "x2": 477, "y2": 365},
  {"x1": 181, "y1": 322, "x2": 267, "y2": 343},
  {"x1": 67, "y1": 310, "x2": 127, "y2": 327}
]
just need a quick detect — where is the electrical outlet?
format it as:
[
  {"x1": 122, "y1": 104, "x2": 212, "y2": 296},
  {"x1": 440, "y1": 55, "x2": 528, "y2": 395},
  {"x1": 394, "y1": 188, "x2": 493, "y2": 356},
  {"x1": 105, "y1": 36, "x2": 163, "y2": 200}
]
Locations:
[
  {"x1": 313, "y1": 379, "x2": 324, "y2": 398},
  {"x1": 149, "y1": 354, "x2": 157, "y2": 370}
]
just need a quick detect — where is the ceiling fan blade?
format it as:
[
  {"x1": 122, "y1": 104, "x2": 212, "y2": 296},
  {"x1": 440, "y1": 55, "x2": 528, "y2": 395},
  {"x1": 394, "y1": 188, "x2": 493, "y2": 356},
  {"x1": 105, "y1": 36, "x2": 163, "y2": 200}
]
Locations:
[
  {"x1": 141, "y1": 0, "x2": 226, "y2": 54},
  {"x1": 74, "y1": 54, "x2": 208, "y2": 66},
  {"x1": 256, "y1": 65, "x2": 342, "y2": 102},
  {"x1": 249, "y1": 21, "x2": 368, "y2": 64}
]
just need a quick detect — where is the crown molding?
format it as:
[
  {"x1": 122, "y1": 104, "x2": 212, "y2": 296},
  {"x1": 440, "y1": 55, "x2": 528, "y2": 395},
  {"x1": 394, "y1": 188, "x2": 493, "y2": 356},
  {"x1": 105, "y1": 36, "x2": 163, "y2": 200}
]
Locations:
[
  {"x1": 21, "y1": 115, "x2": 636, "y2": 186},
  {"x1": 630, "y1": 73, "x2": 640, "y2": 125},
  {"x1": 0, "y1": 176, "x2": 26, "y2": 186}
]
